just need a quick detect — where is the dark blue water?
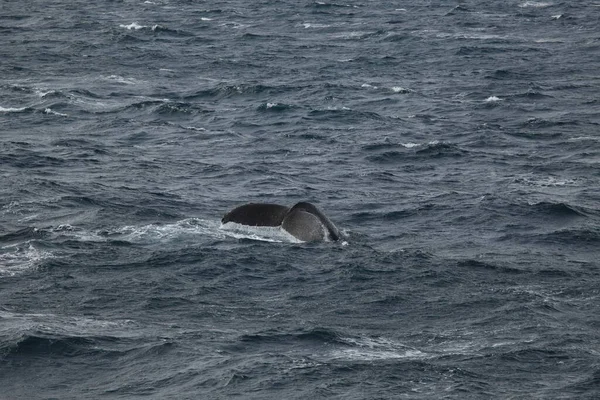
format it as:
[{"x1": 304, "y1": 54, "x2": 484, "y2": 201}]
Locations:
[{"x1": 1, "y1": 1, "x2": 599, "y2": 398}]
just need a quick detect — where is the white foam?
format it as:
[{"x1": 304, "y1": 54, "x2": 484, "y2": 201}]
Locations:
[
  {"x1": 568, "y1": 136, "x2": 599, "y2": 142},
  {"x1": 219, "y1": 21, "x2": 246, "y2": 30},
  {"x1": 462, "y1": 33, "x2": 504, "y2": 40},
  {"x1": 44, "y1": 108, "x2": 68, "y2": 117},
  {"x1": 0, "y1": 310, "x2": 138, "y2": 339},
  {"x1": 391, "y1": 86, "x2": 412, "y2": 93},
  {"x1": 401, "y1": 142, "x2": 420, "y2": 148},
  {"x1": 519, "y1": 1, "x2": 553, "y2": 7},
  {"x1": 104, "y1": 75, "x2": 138, "y2": 85},
  {"x1": 116, "y1": 219, "x2": 218, "y2": 242},
  {"x1": 0, "y1": 106, "x2": 27, "y2": 113},
  {"x1": 0, "y1": 242, "x2": 53, "y2": 277},
  {"x1": 1, "y1": 201, "x2": 23, "y2": 215},
  {"x1": 485, "y1": 96, "x2": 502, "y2": 102},
  {"x1": 334, "y1": 31, "x2": 372, "y2": 40},
  {"x1": 302, "y1": 23, "x2": 330, "y2": 29},
  {"x1": 533, "y1": 38, "x2": 564, "y2": 43},
  {"x1": 184, "y1": 126, "x2": 207, "y2": 131},
  {"x1": 120, "y1": 22, "x2": 145, "y2": 30},
  {"x1": 395, "y1": 141, "x2": 440, "y2": 149},
  {"x1": 220, "y1": 222, "x2": 303, "y2": 243},
  {"x1": 361, "y1": 83, "x2": 377, "y2": 89},
  {"x1": 331, "y1": 336, "x2": 428, "y2": 361},
  {"x1": 514, "y1": 174, "x2": 578, "y2": 187},
  {"x1": 107, "y1": 218, "x2": 302, "y2": 244},
  {"x1": 35, "y1": 89, "x2": 56, "y2": 98}
]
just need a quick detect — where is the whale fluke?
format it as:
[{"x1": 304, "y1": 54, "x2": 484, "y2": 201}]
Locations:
[{"x1": 222, "y1": 201, "x2": 339, "y2": 242}]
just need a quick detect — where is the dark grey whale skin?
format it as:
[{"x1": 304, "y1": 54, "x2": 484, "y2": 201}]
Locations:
[{"x1": 222, "y1": 202, "x2": 340, "y2": 242}]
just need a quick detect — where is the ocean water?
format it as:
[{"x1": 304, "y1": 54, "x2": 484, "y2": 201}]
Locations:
[{"x1": 1, "y1": 0, "x2": 599, "y2": 398}]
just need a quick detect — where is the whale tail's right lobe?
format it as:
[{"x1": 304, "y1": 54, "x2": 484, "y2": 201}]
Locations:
[
  {"x1": 281, "y1": 209, "x2": 327, "y2": 242},
  {"x1": 289, "y1": 202, "x2": 340, "y2": 241}
]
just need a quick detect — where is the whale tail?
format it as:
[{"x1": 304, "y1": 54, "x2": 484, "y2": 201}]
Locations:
[{"x1": 221, "y1": 201, "x2": 339, "y2": 242}]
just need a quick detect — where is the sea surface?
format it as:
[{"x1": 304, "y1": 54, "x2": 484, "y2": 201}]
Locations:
[{"x1": 1, "y1": 0, "x2": 600, "y2": 398}]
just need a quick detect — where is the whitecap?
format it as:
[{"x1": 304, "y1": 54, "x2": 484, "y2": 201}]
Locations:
[
  {"x1": 513, "y1": 174, "x2": 578, "y2": 187},
  {"x1": 0, "y1": 106, "x2": 27, "y2": 113},
  {"x1": 401, "y1": 142, "x2": 420, "y2": 148},
  {"x1": 461, "y1": 33, "x2": 505, "y2": 40},
  {"x1": 334, "y1": 31, "x2": 373, "y2": 40},
  {"x1": 519, "y1": 1, "x2": 553, "y2": 7},
  {"x1": 184, "y1": 126, "x2": 207, "y2": 131},
  {"x1": 44, "y1": 108, "x2": 68, "y2": 117},
  {"x1": 533, "y1": 38, "x2": 564, "y2": 43},
  {"x1": 567, "y1": 136, "x2": 599, "y2": 142},
  {"x1": 391, "y1": 86, "x2": 412, "y2": 94},
  {"x1": 485, "y1": 96, "x2": 502, "y2": 102},
  {"x1": 119, "y1": 22, "x2": 145, "y2": 30},
  {"x1": 104, "y1": 75, "x2": 138, "y2": 85},
  {"x1": 330, "y1": 336, "x2": 428, "y2": 361},
  {"x1": 302, "y1": 22, "x2": 330, "y2": 29},
  {"x1": 0, "y1": 242, "x2": 53, "y2": 277},
  {"x1": 35, "y1": 89, "x2": 57, "y2": 98}
]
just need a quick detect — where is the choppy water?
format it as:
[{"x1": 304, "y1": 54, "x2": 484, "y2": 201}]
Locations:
[{"x1": 1, "y1": 0, "x2": 600, "y2": 398}]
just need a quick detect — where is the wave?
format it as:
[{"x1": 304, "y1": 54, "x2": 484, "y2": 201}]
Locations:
[
  {"x1": 256, "y1": 102, "x2": 297, "y2": 112},
  {"x1": 0, "y1": 106, "x2": 31, "y2": 113},
  {"x1": 183, "y1": 83, "x2": 292, "y2": 101},
  {"x1": 365, "y1": 142, "x2": 467, "y2": 163},
  {"x1": 0, "y1": 311, "x2": 146, "y2": 360},
  {"x1": 309, "y1": 1, "x2": 358, "y2": 9},
  {"x1": 519, "y1": 1, "x2": 553, "y2": 8},
  {"x1": 307, "y1": 108, "x2": 383, "y2": 122},
  {"x1": 511, "y1": 174, "x2": 580, "y2": 187},
  {"x1": 500, "y1": 227, "x2": 600, "y2": 249},
  {"x1": 0, "y1": 227, "x2": 49, "y2": 244},
  {"x1": 234, "y1": 327, "x2": 429, "y2": 363},
  {"x1": 0, "y1": 242, "x2": 53, "y2": 277},
  {"x1": 527, "y1": 201, "x2": 589, "y2": 218}
]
